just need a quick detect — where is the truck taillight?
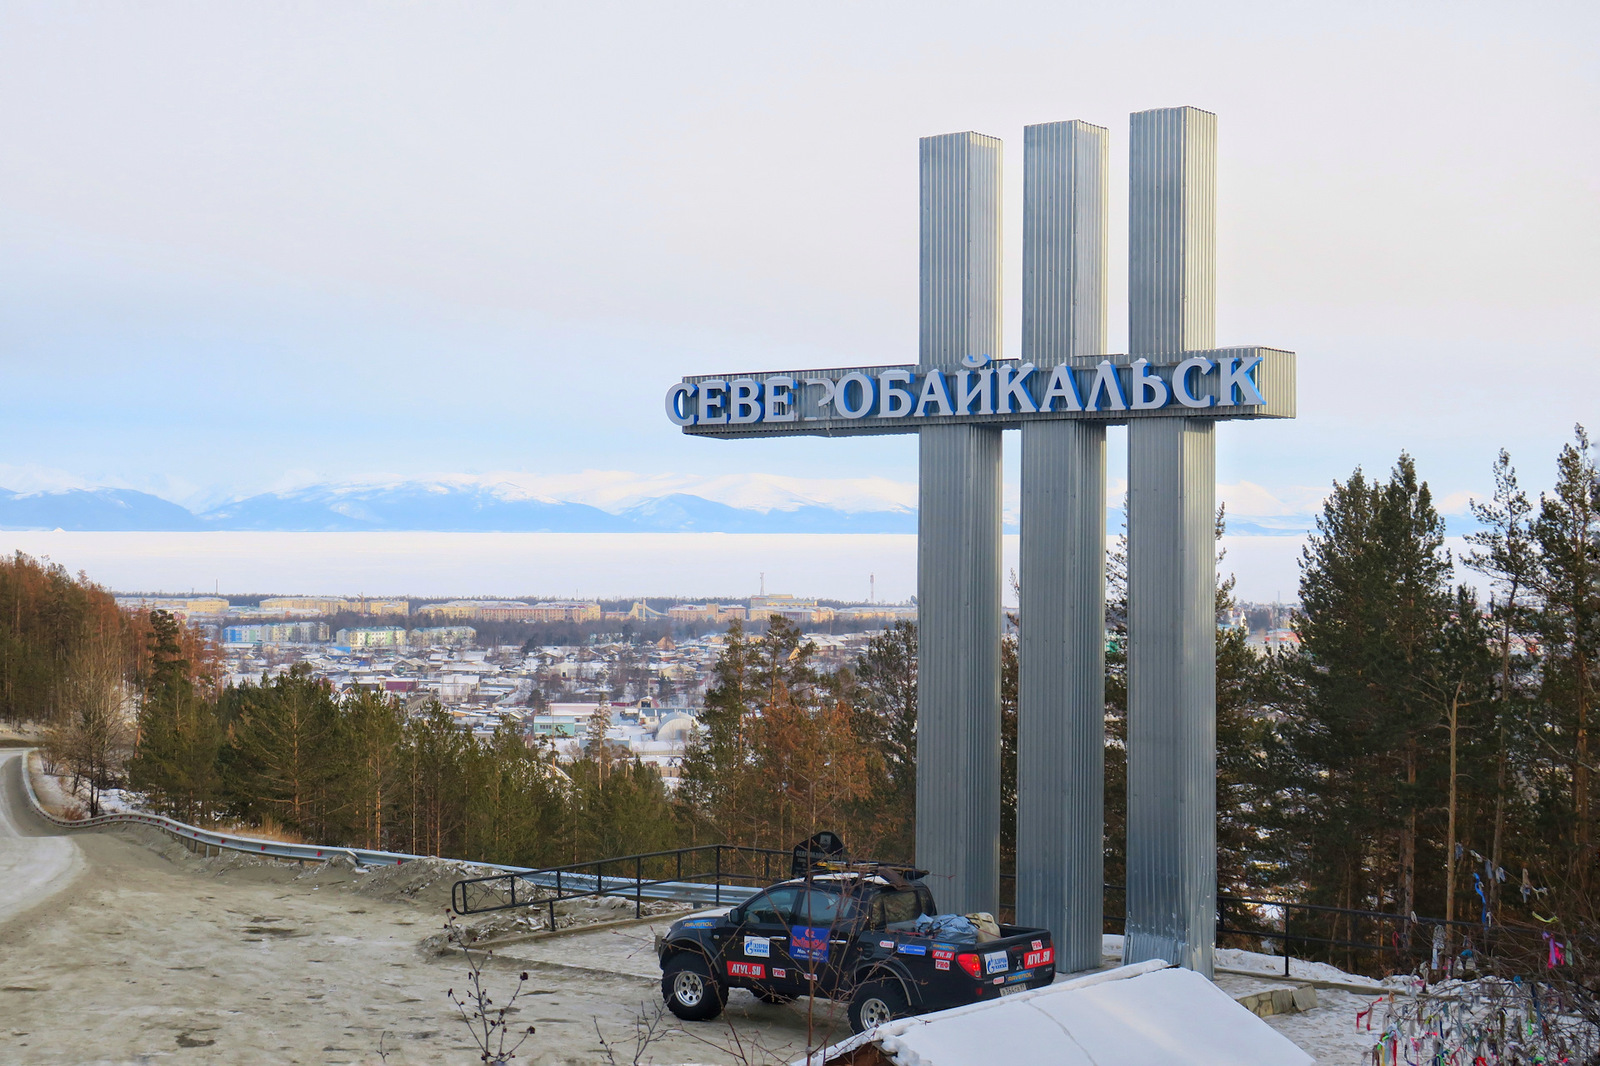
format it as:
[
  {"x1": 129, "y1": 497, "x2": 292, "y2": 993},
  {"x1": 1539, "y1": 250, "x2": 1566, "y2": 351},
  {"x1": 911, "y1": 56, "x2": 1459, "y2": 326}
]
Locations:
[{"x1": 956, "y1": 953, "x2": 982, "y2": 978}]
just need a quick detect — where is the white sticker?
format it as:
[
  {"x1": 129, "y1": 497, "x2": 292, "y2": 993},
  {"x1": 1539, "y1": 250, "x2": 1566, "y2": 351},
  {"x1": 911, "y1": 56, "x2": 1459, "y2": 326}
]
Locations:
[
  {"x1": 744, "y1": 936, "x2": 771, "y2": 958},
  {"x1": 771, "y1": 968, "x2": 787, "y2": 978},
  {"x1": 984, "y1": 951, "x2": 1009, "y2": 974}
]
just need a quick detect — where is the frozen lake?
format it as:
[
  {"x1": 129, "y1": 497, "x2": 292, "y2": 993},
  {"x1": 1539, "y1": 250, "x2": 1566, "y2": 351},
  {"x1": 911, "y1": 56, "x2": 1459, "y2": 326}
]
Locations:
[{"x1": 0, "y1": 530, "x2": 1320, "y2": 604}]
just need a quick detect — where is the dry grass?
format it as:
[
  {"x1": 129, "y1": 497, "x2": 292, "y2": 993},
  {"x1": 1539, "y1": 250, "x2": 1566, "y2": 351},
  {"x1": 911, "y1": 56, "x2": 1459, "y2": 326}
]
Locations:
[{"x1": 207, "y1": 816, "x2": 310, "y2": 845}]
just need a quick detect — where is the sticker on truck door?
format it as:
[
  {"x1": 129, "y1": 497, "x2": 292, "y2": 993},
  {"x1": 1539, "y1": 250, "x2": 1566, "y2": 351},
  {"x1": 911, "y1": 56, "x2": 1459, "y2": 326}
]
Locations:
[{"x1": 789, "y1": 926, "x2": 830, "y2": 964}]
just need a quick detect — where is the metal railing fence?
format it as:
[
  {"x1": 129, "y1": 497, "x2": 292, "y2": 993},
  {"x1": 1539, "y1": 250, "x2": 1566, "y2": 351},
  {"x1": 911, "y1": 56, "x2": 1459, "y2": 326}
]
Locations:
[{"x1": 451, "y1": 843, "x2": 788, "y2": 925}]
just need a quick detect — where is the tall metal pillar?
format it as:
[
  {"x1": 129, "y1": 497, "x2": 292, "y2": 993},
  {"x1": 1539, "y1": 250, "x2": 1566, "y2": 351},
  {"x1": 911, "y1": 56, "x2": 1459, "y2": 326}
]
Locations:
[
  {"x1": 915, "y1": 131, "x2": 1004, "y2": 917},
  {"x1": 1124, "y1": 106, "x2": 1219, "y2": 977},
  {"x1": 1016, "y1": 120, "x2": 1109, "y2": 973}
]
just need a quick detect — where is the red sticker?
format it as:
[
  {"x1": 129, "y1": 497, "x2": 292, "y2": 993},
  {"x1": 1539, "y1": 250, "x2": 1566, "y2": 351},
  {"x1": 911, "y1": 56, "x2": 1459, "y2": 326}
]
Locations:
[
  {"x1": 726, "y1": 961, "x2": 766, "y2": 979},
  {"x1": 771, "y1": 968, "x2": 787, "y2": 978},
  {"x1": 1023, "y1": 948, "x2": 1054, "y2": 969},
  {"x1": 1031, "y1": 940, "x2": 1043, "y2": 951},
  {"x1": 934, "y1": 959, "x2": 950, "y2": 970},
  {"x1": 932, "y1": 948, "x2": 955, "y2": 961}
]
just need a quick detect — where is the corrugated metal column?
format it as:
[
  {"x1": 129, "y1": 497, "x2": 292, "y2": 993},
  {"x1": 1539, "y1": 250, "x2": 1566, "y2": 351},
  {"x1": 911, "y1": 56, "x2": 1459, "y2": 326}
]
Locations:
[
  {"x1": 1124, "y1": 106, "x2": 1219, "y2": 977},
  {"x1": 1016, "y1": 120, "x2": 1109, "y2": 973},
  {"x1": 915, "y1": 131, "x2": 1004, "y2": 917}
]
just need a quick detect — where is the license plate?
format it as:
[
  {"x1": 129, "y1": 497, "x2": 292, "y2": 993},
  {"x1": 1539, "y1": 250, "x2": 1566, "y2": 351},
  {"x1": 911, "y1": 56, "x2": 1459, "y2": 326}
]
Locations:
[{"x1": 1000, "y1": 984, "x2": 1029, "y2": 997}]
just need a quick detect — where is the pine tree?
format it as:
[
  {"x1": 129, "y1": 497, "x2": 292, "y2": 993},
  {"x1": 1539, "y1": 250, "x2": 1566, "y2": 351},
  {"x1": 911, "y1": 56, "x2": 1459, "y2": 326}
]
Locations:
[
  {"x1": 1214, "y1": 509, "x2": 1276, "y2": 895},
  {"x1": 223, "y1": 667, "x2": 339, "y2": 836},
  {"x1": 128, "y1": 610, "x2": 220, "y2": 820},
  {"x1": 339, "y1": 688, "x2": 405, "y2": 849},
  {"x1": 1465, "y1": 449, "x2": 1540, "y2": 915},
  {"x1": 845, "y1": 621, "x2": 918, "y2": 860},
  {"x1": 850, "y1": 622, "x2": 917, "y2": 803},
  {"x1": 465, "y1": 725, "x2": 568, "y2": 867},
  {"x1": 1529, "y1": 425, "x2": 1600, "y2": 896},
  {"x1": 1282, "y1": 456, "x2": 1453, "y2": 927},
  {"x1": 678, "y1": 617, "x2": 820, "y2": 848},
  {"x1": 399, "y1": 701, "x2": 471, "y2": 857},
  {"x1": 677, "y1": 620, "x2": 758, "y2": 836}
]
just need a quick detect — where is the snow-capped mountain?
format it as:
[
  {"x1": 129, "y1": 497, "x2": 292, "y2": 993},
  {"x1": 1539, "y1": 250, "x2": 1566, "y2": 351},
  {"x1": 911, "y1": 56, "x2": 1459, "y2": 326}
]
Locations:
[
  {"x1": 0, "y1": 488, "x2": 203, "y2": 531},
  {"x1": 0, "y1": 473, "x2": 1471, "y2": 537},
  {"x1": 0, "y1": 476, "x2": 919, "y2": 533}
]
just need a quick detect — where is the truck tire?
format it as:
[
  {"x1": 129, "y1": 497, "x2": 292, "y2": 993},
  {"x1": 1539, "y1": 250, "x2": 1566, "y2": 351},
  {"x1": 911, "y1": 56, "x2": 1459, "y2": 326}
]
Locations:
[
  {"x1": 848, "y1": 979, "x2": 907, "y2": 1034},
  {"x1": 661, "y1": 953, "x2": 727, "y2": 1021}
]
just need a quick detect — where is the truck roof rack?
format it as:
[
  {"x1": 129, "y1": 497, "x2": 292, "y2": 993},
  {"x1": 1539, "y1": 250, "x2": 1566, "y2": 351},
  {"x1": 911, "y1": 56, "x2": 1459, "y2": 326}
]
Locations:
[
  {"x1": 789, "y1": 833, "x2": 928, "y2": 887},
  {"x1": 801, "y1": 859, "x2": 930, "y2": 889}
]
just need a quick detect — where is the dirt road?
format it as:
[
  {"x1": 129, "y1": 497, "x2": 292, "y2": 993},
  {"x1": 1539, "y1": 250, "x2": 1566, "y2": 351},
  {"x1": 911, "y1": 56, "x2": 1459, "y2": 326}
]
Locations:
[
  {"x1": 0, "y1": 751, "x2": 855, "y2": 1065},
  {"x1": 0, "y1": 751, "x2": 84, "y2": 928}
]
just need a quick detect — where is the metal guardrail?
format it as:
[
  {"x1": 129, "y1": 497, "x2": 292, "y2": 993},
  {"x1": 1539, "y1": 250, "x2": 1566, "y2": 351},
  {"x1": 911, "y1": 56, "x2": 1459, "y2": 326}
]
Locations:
[
  {"x1": 18, "y1": 749, "x2": 447, "y2": 869},
  {"x1": 452, "y1": 844, "x2": 782, "y2": 923},
  {"x1": 18, "y1": 749, "x2": 758, "y2": 912}
]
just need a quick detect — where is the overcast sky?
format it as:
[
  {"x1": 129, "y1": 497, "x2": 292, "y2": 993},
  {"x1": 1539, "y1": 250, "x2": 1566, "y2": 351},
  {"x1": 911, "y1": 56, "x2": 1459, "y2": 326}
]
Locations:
[{"x1": 0, "y1": 0, "x2": 1595, "y2": 520}]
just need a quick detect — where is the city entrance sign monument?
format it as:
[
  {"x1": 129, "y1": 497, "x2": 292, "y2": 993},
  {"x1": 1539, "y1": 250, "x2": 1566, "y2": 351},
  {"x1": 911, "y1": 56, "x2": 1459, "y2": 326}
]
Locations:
[{"x1": 664, "y1": 108, "x2": 1295, "y2": 978}]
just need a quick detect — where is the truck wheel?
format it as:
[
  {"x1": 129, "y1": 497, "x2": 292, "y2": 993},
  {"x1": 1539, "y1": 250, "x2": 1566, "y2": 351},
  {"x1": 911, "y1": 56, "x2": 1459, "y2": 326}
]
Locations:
[
  {"x1": 661, "y1": 954, "x2": 726, "y2": 1021},
  {"x1": 848, "y1": 979, "x2": 907, "y2": 1034},
  {"x1": 754, "y1": 990, "x2": 796, "y2": 1004}
]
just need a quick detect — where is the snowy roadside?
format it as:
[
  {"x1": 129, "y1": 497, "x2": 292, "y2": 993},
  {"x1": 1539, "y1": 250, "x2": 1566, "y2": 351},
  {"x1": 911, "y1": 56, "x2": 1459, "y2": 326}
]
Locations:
[{"x1": 25, "y1": 749, "x2": 95, "y2": 818}]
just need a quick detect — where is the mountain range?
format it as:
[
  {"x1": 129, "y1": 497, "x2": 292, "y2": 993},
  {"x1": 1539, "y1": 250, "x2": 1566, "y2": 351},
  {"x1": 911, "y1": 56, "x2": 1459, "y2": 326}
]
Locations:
[
  {"x1": 0, "y1": 482, "x2": 920, "y2": 534},
  {"x1": 0, "y1": 481, "x2": 1481, "y2": 537}
]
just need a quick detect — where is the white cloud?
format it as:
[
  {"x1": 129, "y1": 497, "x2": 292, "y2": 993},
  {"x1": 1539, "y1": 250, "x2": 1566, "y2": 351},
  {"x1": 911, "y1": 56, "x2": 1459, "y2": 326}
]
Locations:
[
  {"x1": 1217, "y1": 481, "x2": 1330, "y2": 518},
  {"x1": 1434, "y1": 490, "x2": 1483, "y2": 516},
  {"x1": 0, "y1": 464, "x2": 95, "y2": 494}
]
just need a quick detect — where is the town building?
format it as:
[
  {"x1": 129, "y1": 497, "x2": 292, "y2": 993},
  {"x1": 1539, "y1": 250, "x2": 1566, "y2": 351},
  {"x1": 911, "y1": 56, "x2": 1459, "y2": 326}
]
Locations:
[
  {"x1": 416, "y1": 599, "x2": 601, "y2": 623},
  {"x1": 334, "y1": 626, "x2": 409, "y2": 649},
  {"x1": 260, "y1": 596, "x2": 409, "y2": 617},
  {"x1": 834, "y1": 604, "x2": 917, "y2": 624},
  {"x1": 223, "y1": 622, "x2": 330, "y2": 644},
  {"x1": 408, "y1": 626, "x2": 477, "y2": 647},
  {"x1": 114, "y1": 595, "x2": 230, "y2": 619},
  {"x1": 747, "y1": 594, "x2": 833, "y2": 625},
  {"x1": 666, "y1": 603, "x2": 748, "y2": 623}
]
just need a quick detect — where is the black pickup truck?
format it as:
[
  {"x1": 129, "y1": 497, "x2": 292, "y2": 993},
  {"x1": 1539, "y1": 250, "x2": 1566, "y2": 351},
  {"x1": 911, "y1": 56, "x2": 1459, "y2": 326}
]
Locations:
[{"x1": 655, "y1": 866, "x2": 1056, "y2": 1033}]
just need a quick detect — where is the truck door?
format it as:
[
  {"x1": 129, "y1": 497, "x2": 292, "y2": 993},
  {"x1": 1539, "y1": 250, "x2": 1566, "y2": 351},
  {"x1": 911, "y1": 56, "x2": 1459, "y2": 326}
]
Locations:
[
  {"x1": 732, "y1": 886, "x2": 803, "y2": 992},
  {"x1": 789, "y1": 886, "x2": 855, "y2": 997}
]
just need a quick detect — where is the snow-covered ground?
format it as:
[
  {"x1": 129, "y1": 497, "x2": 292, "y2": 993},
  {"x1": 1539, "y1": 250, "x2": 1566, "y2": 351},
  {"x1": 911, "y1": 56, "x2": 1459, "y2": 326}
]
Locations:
[
  {"x1": 28, "y1": 755, "x2": 144, "y2": 817},
  {"x1": 1103, "y1": 934, "x2": 1383, "y2": 989}
]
